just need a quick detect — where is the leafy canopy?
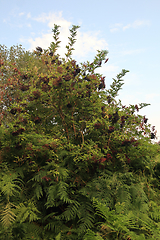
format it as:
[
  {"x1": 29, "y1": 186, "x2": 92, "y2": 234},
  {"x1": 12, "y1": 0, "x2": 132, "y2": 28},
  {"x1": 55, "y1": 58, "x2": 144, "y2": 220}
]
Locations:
[{"x1": 0, "y1": 24, "x2": 160, "y2": 240}]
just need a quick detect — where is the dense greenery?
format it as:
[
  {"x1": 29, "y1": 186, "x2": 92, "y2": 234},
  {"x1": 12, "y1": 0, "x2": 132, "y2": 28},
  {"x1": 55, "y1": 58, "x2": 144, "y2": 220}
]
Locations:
[{"x1": 0, "y1": 24, "x2": 160, "y2": 240}]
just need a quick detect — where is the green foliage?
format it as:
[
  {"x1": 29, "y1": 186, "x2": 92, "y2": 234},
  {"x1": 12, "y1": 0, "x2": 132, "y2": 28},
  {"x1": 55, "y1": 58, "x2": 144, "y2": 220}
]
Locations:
[
  {"x1": 0, "y1": 24, "x2": 160, "y2": 239},
  {"x1": 1, "y1": 202, "x2": 16, "y2": 227}
]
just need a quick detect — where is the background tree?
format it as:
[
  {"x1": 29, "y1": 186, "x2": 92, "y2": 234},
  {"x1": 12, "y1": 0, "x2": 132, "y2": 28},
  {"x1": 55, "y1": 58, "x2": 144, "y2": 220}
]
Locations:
[{"x1": 0, "y1": 24, "x2": 160, "y2": 240}]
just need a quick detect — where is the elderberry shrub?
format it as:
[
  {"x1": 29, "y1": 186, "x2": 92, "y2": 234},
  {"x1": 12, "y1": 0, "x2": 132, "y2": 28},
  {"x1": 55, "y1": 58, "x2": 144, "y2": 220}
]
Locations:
[{"x1": 0, "y1": 24, "x2": 159, "y2": 240}]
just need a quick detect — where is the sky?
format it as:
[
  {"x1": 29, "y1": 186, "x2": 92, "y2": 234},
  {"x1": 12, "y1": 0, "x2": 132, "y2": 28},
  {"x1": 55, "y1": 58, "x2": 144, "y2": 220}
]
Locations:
[{"x1": 1, "y1": 0, "x2": 160, "y2": 141}]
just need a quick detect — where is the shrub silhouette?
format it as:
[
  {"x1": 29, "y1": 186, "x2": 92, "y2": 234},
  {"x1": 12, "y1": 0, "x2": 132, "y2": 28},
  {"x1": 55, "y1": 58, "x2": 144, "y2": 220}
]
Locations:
[{"x1": 0, "y1": 24, "x2": 160, "y2": 239}]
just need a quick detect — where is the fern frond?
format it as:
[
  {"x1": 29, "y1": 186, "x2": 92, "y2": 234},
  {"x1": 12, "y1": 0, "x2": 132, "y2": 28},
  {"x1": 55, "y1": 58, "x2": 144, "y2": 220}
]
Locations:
[
  {"x1": 77, "y1": 201, "x2": 95, "y2": 234},
  {"x1": 57, "y1": 181, "x2": 73, "y2": 204},
  {"x1": 0, "y1": 172, "x2": 23, "y2": 198},
  {"x1": 77, "y1": 213, "x2": 95, "y2": 232},
  {"x1": 46, "y1": 181, "x2": 73, "y2": 209},
  {"x1": 83, "y1": 230, "x2": 105, "y2": 240},
  {"x1": 44, "y1": 220, "x2": 68, "y2": 234},
  {"x1": 92, "y1": 197, "x2": 110, "y2": 221},
  {"x1": 58, "y1": 201, "x2": 80, "y2": 221},
  {"x1": 148, "y1": 201, "x2": 160, "y2": 221},
  {"x1": 45, "y1": 184, "x2": 57, "y2": 208},
  {"x1": 1, "y1": 202, "x2": 16, "y2": 227},
  {"x1": 16, "y1": 201, "x2": 40, "y2": 223},
  {"x1": 34, "y1": 183, "x2": 43, "y2": 200},
  {"x1": 21, "y1": 222, "x2": 42, "y2": 239},
  {"x1": 30, "y1": 170, "x2": 48, "y2": 183},
  {"x1": 55, "y1": 232, "x2": 61, "y2": 240}
]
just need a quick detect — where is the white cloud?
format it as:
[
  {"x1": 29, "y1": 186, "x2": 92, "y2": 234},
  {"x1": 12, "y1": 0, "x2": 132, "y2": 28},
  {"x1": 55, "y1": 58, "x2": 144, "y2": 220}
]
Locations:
[
  {"x1": 28, "y1": 12, "x2": 71, "y2": 54},
  {"x1": 123, "y1": 24, "x2": 131, "y2": 31},
  {"x1": 27, "y1": 13, "x2": 31, "y2": 19},
  {"x1": 98, "y1": 64, "x2": 119, "y2": 77},
  {"x1": 110, "y1": 20, "x2": 150, "y2": 32},
  {"x1": 123, "y1": 20, "x2": 150, "y2": 31},
  {"x1": 34, "y1": 13, "x2": 48, "y2": 23},
  {"x1": 19, "y1": 12, "x2": 24, "y2": 16},
  {"x1": 3, "y1": 18, "x2": 7, "y2": 23},
  {"x1": 28, "y1": 12, "x2": 108, "y2": 61},
  {"x1": 28, "y1": 33, "x2": 52, "y2": 51},
  {"x1": 122, "y1": 72, "x2": 141, "y2": 86},
  {"x1": 73, "y1": 30, "x2": 108, "y2": 60},
  {"x1": 110, "y1": 28, "x2": 119, "y2": 33},
  {"x1": 19, "y1": 36, "x2": 30, "y2": 43},
  {"x1": 110, "y1": 23, "x2": 123, "y2": 32},
  {"x1": 133, "y1": 20, "x2": 150, "y2": 28},
  {"x1": 145, "y1": 93, "x2": 160, "y2": 101},
  {"x1": 33, "y1": 11, "x2": 71, "y2": 30},
  {"x1": 26, "y1": 23, "x2": 31, "y2": 28},
  {"x1": 121, "y1": 48, "x2": 145, "y2": 55}
]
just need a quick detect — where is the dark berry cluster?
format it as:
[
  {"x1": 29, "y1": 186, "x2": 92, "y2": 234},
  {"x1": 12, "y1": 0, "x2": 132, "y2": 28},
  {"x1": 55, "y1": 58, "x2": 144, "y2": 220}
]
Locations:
[
  {"x1": 121, "y1": 139, "x2": 131, "y2": 146},
  {"x1": 108, "y1": 126, "x2": 114, "y2": 133},
  {"x1": 32, "y1": 90, "x2": 41, "y2": 99},
  {"x1": 15, "y1": 143, "x2": 22, "y2": 150},
  {"x1": 98, "y1": 77, "x2": 105, "y2": 90},
  {"x1": 94, "y1": 123, "x2": 101, "y2": 129},
  {"x1": 39, "y1": 76, "x2": 49, "y2": 84},
  {"x1": 106, "y1": 153, "x2": 112, "y2": 160},
  {"x1": 20, "y1": 85, "x2": 29, "y2": 91},
  {"x1": 120, "y1": 116, "x2": 125, "y2": 128},
  {"x1": 135, "y1": 104, "x2": 139, "y2": 112},
  {"x1": 34, "y1": 116, "x2": 41, "y2": 124},
  {"x1": 21, "y1": 74, "x2": 28, "y2": 79},
  {"x1": 36, "y1": 46, "x2": 43, "y2": 52},
  {"x1": 143, "y1": 116, "x2": 148, "y2": 124},
  {"x1": 107, "y1": 96, "x2": 112, "y2": 104},
  {"x1": 151, "y1": 132, "x2": 155, "y2": 139},
  {"x1": 10, "y1": 108, "x2": 21, "y2": 115},
  {"x1": 67, "y1": 103, "x2": 72, "y2": 108},
  {"x1": 63, "y1": 73, "x2": 72, "y2": 81},
  {"x1": 12, "y1": 128, "x2": 25, "y2": 136},
  {"x1": 112, "y1": 111, "x2": 119, "y2": 124}
]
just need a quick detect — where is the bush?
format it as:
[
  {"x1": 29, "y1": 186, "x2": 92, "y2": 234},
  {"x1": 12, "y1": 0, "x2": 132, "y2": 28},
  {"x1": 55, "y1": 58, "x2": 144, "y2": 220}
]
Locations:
[{"x1": 0, "y1": 24, "x2": 160, "y2": 239}]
